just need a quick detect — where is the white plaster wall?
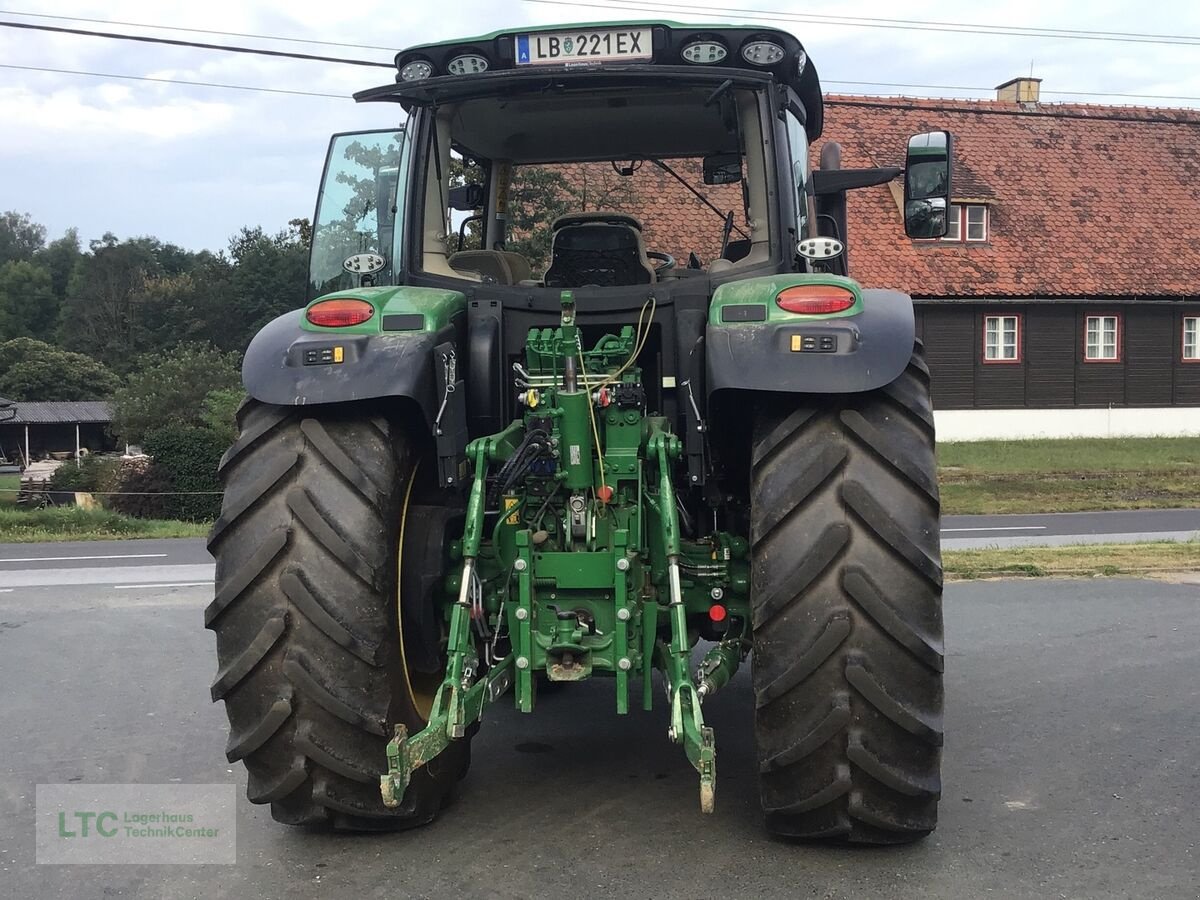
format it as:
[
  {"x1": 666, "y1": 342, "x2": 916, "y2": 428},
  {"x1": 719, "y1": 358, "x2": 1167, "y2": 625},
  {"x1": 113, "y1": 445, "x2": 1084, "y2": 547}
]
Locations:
[{"x1": 934, "y1": 407, "x2": 1200, "y2": 441}]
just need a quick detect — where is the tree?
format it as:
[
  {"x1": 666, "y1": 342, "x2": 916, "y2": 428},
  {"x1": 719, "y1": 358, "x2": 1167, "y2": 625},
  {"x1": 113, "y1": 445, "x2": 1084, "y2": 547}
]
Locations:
[
  {"x1": 57, "y1": 234, "x2": 161, "y2": 370},
  {"x1": 36, "y1": 228, "x2": 82, "y2": 303},
  {"x1": 0, "y1": 337, "x2": 120, "y2": 401},
  {"x1": 110, "y1": 343, "x2": 241, "y2": 444},
  {"x1": 505, "y1": 166, "x2": 577, "y2": 271},
  {"x1": 226, "y1": 225, "x2": 308, "y2": 349},
  {"x1": 200, "y1": 387, "x2": 245, "y2": 447},
  {"x1": 0, "y1": 261, "x2": 57, "y2": 341},
  {"x1": 0, "y1": 211, "x2": 46, "y2": 266},
  {"x1": 56, "y1": 234, "x2": 214, "y2": 370}
]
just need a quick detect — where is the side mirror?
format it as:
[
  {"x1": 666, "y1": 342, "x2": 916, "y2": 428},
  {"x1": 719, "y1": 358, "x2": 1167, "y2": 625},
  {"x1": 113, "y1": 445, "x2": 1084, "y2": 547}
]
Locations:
[
  {"x1": 903, "y1": 130, "x2": 953, "y2": 239},
  {"x1": 703, "y1": 152, "x2": 743, "y2": 185},
  {"x1": 447, "y1": 182, "x2": 485, "y2": 211}
]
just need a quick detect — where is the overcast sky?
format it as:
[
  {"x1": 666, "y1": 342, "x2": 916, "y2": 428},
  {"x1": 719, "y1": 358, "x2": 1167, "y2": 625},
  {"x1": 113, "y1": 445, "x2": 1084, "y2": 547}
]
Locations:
[{"x1": 3, "y1": 0, "x2": 1199, "y2": 252}]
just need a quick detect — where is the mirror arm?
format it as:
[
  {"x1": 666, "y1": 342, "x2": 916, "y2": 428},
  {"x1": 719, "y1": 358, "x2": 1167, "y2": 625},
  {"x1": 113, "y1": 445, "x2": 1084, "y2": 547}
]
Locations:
[{"x1": 810, "y1": 166, "x2": 903, "y2": 195}]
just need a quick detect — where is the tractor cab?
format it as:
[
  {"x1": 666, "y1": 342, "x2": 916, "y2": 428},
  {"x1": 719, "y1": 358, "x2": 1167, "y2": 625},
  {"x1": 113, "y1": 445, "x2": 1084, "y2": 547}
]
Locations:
[{"x1": 307, "y1": 24, "x2": 822, "y2": 301}]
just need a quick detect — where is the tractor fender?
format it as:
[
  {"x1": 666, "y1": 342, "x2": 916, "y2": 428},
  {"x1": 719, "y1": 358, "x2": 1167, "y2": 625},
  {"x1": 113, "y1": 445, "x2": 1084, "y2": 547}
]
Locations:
[
  {"x1": 242, "y1": 310, "x2": 451, "y2": 426},
  {"x1": 705, "y1": 287, "x2": 915, "y2": 396}
]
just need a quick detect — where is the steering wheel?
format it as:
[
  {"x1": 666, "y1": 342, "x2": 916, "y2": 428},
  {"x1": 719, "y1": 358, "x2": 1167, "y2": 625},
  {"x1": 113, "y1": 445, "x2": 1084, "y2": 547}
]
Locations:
[{"x1": 646, "y1": 250, "x2": 676, "y2": 273}]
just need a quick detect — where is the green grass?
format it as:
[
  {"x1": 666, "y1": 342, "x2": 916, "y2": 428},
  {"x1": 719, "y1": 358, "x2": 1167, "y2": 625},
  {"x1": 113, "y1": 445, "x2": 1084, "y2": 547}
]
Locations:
[
  {"x1": 938, "y1": 436, "x2": 1200, "y2": 515},
  {"x1": 0, "y1": 473, "x2": 18, "y2": 508},
  {"x1": 0, "y1": 506, "x2": 210, "y2": 542},
  {"x1": 944, "y1": 540, "x2": 1200, "y2": 580}
]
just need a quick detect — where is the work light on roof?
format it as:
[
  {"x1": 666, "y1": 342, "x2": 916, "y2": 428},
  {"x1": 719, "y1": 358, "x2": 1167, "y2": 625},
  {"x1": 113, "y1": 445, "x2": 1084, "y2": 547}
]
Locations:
[
  {"x1": 447, "y1": 54, "x2": 489, "y2": 76},
  {"x1": 399, "y1": 59, "x2": 434, "y2": 81},
  {"x1": 741, "y1": 40, "x2": 785, "y2": 66},
  {"x1": 681, "y1": 41, "x2": 727, "y2": 64}
]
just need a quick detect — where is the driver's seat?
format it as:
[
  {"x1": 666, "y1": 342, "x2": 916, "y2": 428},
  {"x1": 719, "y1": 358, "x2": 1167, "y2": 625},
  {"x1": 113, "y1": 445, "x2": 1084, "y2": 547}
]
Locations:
[{"x1": 544, "y1": 212, "x2": 656, "y2": 288}]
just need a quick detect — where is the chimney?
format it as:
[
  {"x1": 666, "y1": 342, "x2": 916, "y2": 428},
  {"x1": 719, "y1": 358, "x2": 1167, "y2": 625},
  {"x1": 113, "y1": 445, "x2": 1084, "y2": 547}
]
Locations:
[{"x1": 995, "y1": 76, "x2": 1042, "y2": 103}]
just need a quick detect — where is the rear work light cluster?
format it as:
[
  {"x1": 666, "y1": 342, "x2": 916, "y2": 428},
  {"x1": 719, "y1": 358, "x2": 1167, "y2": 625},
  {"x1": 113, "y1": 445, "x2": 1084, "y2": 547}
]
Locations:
[
  {"x1": 775, "y1": 285, "x2": 856, "y2": 315},
  {"x1": 307, "y1": 298, "x2": 374, "y2": 327}
]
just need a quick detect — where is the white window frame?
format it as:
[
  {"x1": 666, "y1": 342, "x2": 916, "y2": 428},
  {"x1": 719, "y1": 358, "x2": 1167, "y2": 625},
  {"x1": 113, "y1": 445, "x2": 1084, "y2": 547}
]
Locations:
[
  {"x1": 983, "y1": 314, "x2": 1020, "y2": 362},
  {"x1": 939, "y1": 203, "x2": 988, "y2": 243},
  {"x1": 1084, "y1": 314, "x2": 1121, "y2": 362},
  {"x1": 965, "y1": 204, "x2": 988, "y2": 242},
  {"x1": 940, "y1": 204, "x2": 961, "y2": 242},
  {"x1": 1184, "y1": 316, "x2": 1199, "y2": 361}
]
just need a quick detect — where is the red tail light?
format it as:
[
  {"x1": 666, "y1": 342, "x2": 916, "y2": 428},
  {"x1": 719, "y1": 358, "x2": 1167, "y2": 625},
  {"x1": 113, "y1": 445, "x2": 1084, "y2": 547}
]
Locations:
[
  {"x1": 306, "y1": 298, "x2": 374, "y2": 327},
  {"x1": 775, "y1": 285, "x2": 856, "y2": 315}
]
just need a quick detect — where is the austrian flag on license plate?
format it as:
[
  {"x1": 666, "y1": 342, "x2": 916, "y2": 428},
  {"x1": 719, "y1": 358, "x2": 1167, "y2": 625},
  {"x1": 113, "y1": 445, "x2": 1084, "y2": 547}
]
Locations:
[{"x1": 515, "y1": 28, "x2": 653, "y2": 66}]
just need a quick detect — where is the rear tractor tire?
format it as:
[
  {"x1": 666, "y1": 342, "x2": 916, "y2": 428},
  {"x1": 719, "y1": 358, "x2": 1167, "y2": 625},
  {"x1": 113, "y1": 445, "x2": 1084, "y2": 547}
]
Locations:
[
  {"x1": 205, "y1": 400, "x2": 468, "y2": 830},
  {"x1": 749, "y1": 345, "x2": 944, "y2": 843}
]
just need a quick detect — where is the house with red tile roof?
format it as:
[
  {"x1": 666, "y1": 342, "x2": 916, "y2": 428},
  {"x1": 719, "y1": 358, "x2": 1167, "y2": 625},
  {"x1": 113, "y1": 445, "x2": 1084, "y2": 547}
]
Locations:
[{"x1": 816, "y1": 81, "x2": 1200, "y2": 438}]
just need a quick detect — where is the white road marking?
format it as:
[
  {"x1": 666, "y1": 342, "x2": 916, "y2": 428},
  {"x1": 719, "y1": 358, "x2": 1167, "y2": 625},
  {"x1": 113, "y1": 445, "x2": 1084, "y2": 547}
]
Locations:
[
  {"x1": 0, "y1": 588, "x2": 12, "y2": 593},
  {"x1": 941, "y1": 526, "x2": 1048, "y2": 533},
  {"x1": 113, "y1": 582, "x2": 213, "y2": 590},
  {"x1": 0, "y1": 553, "x2": 170, "y2": 563}
]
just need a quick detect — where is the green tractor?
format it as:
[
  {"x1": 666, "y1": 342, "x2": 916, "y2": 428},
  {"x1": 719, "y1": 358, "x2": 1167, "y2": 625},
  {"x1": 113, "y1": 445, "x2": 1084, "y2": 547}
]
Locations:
[{"x1": 206, "y1": 21, "x2": 952, "y2": 843}]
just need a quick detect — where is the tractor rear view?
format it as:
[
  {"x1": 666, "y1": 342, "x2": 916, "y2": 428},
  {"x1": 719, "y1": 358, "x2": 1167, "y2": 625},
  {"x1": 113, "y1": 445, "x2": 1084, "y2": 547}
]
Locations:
[{"x1": 206, "y1": 22, "x2": 952, "y2": 843}]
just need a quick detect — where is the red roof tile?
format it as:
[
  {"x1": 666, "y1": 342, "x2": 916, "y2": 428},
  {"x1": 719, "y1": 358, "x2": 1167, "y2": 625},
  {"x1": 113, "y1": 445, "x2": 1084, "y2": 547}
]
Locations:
[{"x1": 817, "y1": 95, "x2": 1200, "y2": 298}]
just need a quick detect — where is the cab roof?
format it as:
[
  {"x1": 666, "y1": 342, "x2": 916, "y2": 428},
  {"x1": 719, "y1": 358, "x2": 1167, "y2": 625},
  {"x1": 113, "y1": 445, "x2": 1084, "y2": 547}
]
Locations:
[{"x1": 361, "y1": 21, "x2": 823, "y2": 140}]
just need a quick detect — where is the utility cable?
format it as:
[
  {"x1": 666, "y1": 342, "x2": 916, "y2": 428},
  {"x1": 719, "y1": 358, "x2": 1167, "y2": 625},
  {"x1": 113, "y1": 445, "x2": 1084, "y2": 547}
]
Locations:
[
  {"x1": 0, "y1": 63, "x2": 348, "y2": 99},
  {"x1": 521, "y1": 0, "x2": 1200, "y2": 47},
  {"x1": 0, "y1": 7, "x2": 401, "y2": 52},
  {"x1": 0, "y1": 19, "x2": 393, "y2": 67},
  {"x1": 824, "y1": 97, "x2": 1200, "y2": 127}
]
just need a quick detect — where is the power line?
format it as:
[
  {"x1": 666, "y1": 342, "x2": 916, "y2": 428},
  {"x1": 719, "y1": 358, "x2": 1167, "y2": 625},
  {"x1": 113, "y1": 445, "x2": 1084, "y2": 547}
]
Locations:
[
  {"x1": 826, "y1": 80, "x2": 1200, "y2": 104},
  {"x1": 825, "y1": 97, "x2": 1200, "y2": 126},
  {"x1": 11, "y1": 62, "x2": 1197, "y2": 108},
  {"x1": 0, "y1": 19, "x2": 393, "y2": 67},
  {"x1": 0, "y1": 8, "x2": 400, "y2": 53},
  {"x1": 521, "y1": 0, "x2": 1200, "y2": 46},
  {"x1": 0, "y1": 63, "x2": 348, "y2": 99},
  {"x1": 11, "y1": 1, "x2": 1200, "y2": 52},
  {"x1": 4, "y1": 15, "x2": 1196, "y2": 107}
]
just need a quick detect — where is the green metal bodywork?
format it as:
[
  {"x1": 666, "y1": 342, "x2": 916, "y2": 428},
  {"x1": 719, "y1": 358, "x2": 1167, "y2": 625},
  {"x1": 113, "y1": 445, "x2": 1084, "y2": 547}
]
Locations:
[
  {"x1": 301, "y1": 285, "x2": 466, "y2": 334},
  {"x1": 709, "y1": 273, "x2": 864, "y2": 325},
  {"x1": 381, "y1": 294, "x2": 750, "y2": 813}
]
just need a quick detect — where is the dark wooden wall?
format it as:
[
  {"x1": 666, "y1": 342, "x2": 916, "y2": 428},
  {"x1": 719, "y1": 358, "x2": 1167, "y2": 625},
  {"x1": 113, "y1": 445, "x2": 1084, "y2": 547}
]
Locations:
[{"x1": 914, "y1": 302, "x2": 1200, "y2": 410}]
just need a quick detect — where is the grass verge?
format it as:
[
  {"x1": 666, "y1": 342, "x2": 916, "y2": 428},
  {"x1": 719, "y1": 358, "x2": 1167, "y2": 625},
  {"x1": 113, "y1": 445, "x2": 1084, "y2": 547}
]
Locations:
[
  {"x1": 0, "y1": 506, "x2": 210, "y2": 543},
  {"x1": 0, "y1": 473, "x2": 19, "y2": 508},
  {"x1": 938, "y1": 436, "x2": 1200, "y2": 515},
  {"x1": 944, "y1": 541, "x2": 1200, "y2": 580}
]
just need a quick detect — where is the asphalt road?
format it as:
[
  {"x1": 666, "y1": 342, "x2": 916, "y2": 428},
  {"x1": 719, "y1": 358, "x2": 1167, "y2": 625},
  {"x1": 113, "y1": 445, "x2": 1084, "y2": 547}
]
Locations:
[
  {"x1": 2, "y1": 507, "x2": 1198, "y2": 593},
  {"x1": 0, "y1": 576, "x2": 1197, "y2": 898}
]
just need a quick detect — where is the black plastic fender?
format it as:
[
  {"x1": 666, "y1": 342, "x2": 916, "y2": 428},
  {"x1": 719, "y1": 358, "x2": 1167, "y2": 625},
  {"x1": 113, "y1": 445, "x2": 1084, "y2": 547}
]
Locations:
[
  {"x1": 241, "y1": 310, "x2": 445, "y2": 425},
  {"x1": 706, "y1": 288, "x2": 915, "y2": 396}
]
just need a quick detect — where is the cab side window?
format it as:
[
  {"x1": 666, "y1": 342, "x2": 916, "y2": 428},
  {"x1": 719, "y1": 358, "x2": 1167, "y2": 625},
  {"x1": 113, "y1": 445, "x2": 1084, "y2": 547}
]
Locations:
[{"x1": 784, "y1": 110, "x2": 809, "y2": 238}]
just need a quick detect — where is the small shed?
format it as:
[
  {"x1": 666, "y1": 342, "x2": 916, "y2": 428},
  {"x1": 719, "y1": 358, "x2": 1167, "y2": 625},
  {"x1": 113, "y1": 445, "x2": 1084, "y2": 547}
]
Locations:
[{"x1": 0, "y1": 400, "x2": 115, "y2": 467}]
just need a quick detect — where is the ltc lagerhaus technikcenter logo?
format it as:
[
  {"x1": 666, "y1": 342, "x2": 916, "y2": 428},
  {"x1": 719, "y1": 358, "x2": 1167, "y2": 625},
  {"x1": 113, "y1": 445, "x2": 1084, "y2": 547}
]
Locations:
[{"x1": 36, "y1": 784, "x2": 236, "y2": 864}]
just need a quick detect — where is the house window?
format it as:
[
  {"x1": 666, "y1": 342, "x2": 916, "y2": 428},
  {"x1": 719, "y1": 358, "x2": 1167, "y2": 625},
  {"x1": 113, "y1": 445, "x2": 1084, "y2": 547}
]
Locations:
[
  {"x1": 1084, "y1": 314, "x2": 1121, "y2": 362},
  {"x1": 943, "y1": 208, "x2": 960, "y2": 242},
  {"x1": 965, "y1": 204, "x2": 988, "y2": 241},
  {"x1": 1185, "y1": 317, "x2": 1199, "y2": 361},
  {"x1": 939, "y1": 203, "x2": 988, "y2": 243},
  {"x1": 983, "y1": 314, "x2": 1020, "y2": 362}
]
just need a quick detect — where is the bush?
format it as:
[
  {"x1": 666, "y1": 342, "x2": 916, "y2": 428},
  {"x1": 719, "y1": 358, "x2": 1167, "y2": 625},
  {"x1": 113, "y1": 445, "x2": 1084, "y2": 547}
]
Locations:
[
  {"x1": 47, "y1": 455, "x2": 120, "y2": 493},
  {"x1": 106, "y1": 458, "x2": 176, "y2": 520},
  {"x1": 142, "y1": 423, "x2": 225, "y2": 521}
]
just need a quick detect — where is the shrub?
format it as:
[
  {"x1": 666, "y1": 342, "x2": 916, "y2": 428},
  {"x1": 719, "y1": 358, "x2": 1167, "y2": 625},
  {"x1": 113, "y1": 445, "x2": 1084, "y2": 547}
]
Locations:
[
  {"x1": 141, "y1": 423, "x2": 225, "y2": 521},
  {"x1": 47, "y1": 455, "x2": 121, "y2": 493},
  {"x1": 107, "y1": 458, "x2": 176, "y2": 520}
]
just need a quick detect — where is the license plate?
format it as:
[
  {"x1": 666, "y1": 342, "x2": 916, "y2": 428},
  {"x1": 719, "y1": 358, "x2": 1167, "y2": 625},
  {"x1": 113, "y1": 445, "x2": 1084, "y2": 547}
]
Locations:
[{"x1": 515, "y1": 27, "x2": 653, "y2": 66}]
